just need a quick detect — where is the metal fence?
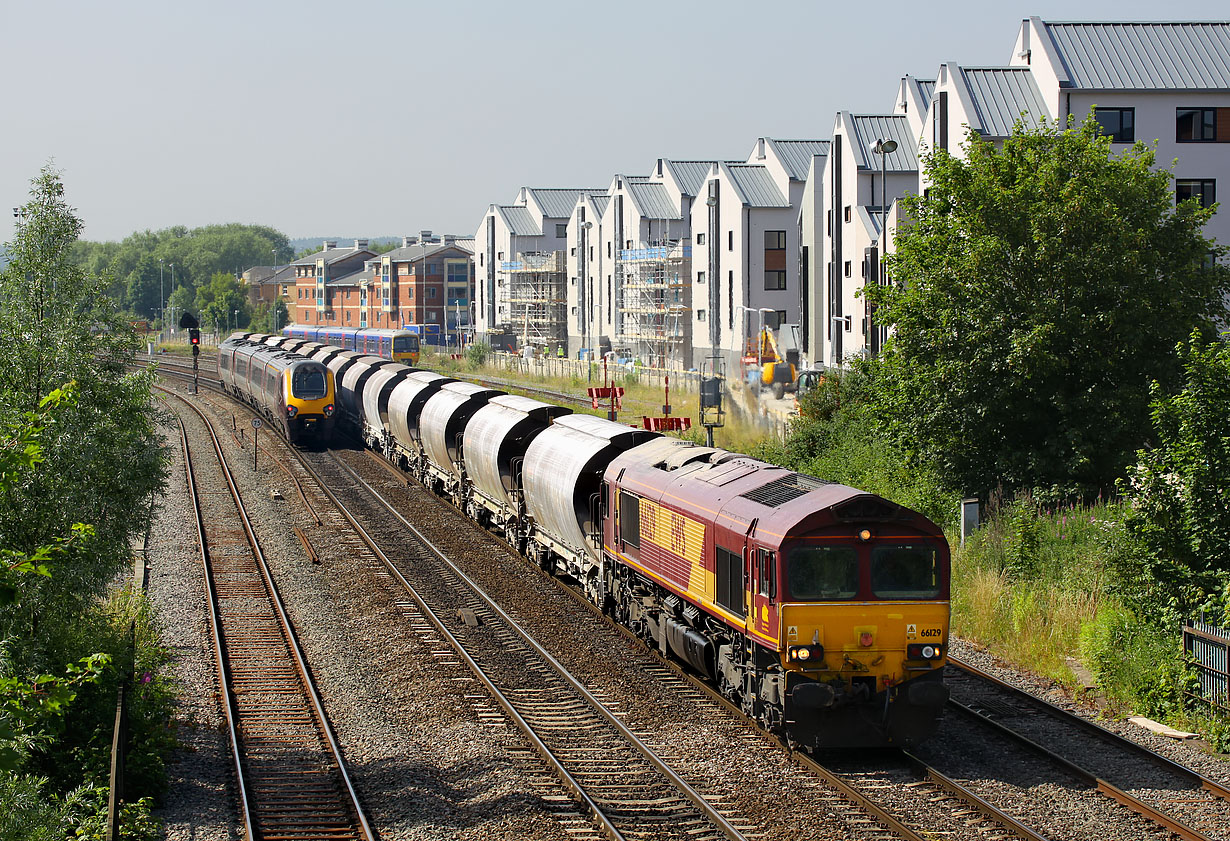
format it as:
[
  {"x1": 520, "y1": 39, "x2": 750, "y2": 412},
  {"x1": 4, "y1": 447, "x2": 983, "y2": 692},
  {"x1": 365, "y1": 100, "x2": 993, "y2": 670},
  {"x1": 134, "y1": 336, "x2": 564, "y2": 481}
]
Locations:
[{"x1": 1183, "y1": 616, "x2": 1230, "y2": 712}]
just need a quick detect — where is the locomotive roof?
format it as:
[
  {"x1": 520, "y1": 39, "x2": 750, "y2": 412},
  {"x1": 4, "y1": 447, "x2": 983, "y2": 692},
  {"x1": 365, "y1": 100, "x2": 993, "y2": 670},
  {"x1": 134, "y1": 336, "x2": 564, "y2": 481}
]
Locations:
[{"x1": 607, "y1": 437, "x2": 938, "y2": 543}]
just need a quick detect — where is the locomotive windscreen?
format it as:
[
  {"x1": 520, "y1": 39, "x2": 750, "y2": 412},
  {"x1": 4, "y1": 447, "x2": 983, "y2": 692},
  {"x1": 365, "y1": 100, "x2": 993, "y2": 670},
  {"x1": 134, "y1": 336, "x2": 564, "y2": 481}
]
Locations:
[
  {"x1": 291, "y1": 366, "x2": 327, "y2": 399},
  {"x1": 871, "y1": 544, "x2": 941, "y2": 599},
  {"x1": 788, "y1": 546, "x2": 858, "y2": 600}
]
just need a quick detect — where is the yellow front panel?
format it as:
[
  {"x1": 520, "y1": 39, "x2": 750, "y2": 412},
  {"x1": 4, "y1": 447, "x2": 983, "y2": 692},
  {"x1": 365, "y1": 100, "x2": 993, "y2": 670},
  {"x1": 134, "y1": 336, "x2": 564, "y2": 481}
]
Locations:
[{"x1": 780, "y1": 601, "x2": 949, "y2": 689}]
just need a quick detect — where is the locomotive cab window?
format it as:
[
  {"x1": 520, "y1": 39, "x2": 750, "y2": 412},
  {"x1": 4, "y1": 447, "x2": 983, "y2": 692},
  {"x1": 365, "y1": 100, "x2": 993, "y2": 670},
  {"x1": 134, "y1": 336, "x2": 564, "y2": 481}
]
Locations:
[
  {"x1": 871, "y1": 543, "x2": 940, "y2": 599},
  {"x1": 292, "y1": 367, "x2": 327, "y2": 399},
  {"x1": 788, "y1": 546, "x2": 858, "y2": 600},
  {"x1": 618, "y1": 491, "x2": 640, "y2": 549},
  {"x1": 758, "y1": 549, "x2": 776, "y2": 600}
]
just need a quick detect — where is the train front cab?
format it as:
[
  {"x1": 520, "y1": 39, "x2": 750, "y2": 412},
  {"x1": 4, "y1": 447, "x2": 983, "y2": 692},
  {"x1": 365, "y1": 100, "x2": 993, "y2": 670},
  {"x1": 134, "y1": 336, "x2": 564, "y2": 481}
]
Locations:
[
  {"x1": 282, "y1": 361, "x2": 336, "y2": 446},
  {"x1": 392, "y1": 332, "x2": 420, "y2": 365},
  {"x1": 771, "y1": 520, "x2": 950, "y2": 749}
]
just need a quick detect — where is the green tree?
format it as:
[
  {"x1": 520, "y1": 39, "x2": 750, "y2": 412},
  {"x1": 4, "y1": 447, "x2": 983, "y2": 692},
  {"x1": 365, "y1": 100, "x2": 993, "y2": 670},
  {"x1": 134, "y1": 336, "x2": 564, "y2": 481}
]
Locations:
[
  {"x1": 195, "y1": 271, "x2": 249, "y2": 336},
  {"x1": 866, "y1": 117, "x2": 1230, "y2": 500},
  {"x1": 1122, "y1": 331, "x2": 1230, "y2": 621},
  {"x1": 0, "y1": 167, "x2": 165, "y2": 661}
]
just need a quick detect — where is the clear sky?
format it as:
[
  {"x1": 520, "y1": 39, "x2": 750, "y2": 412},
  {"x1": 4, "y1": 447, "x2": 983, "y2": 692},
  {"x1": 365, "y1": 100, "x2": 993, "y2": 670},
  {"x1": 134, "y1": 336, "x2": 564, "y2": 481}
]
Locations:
[{"x1": 4, "y1": 0, "x2": 1227, "y2": 246}]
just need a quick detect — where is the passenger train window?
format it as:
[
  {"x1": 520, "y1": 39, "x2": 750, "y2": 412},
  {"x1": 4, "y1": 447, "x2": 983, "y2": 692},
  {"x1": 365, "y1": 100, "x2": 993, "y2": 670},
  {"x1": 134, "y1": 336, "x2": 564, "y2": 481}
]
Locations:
[
  {"x1": 871, "y1": 544, "x2": 940, "y2": 599},
  {"x1": 292, "y1": 367, "x2": 327, "y2": 399},
  {"x1": 788, "y1": 546, "x2": 858, "y2": 600}
]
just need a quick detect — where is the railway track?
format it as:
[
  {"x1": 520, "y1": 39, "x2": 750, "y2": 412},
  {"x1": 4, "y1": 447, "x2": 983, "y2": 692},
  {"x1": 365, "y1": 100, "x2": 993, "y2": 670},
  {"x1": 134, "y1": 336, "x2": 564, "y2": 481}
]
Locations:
[
  {"x1": 152, "y1": 362, "x2": 1230, "y2": 840},
  {"x1": 163, "y1": 386, "x2": 374, "y2": 841},
  {"x1": 350, "y1": 447, "x2": 1054, "y2": 841},
  {"x1": 946, "y1": 656, "x2": 1230, "y2": 841},
  {"x1": 295, "y1": 447, "x2": 756, "y2": 841}
]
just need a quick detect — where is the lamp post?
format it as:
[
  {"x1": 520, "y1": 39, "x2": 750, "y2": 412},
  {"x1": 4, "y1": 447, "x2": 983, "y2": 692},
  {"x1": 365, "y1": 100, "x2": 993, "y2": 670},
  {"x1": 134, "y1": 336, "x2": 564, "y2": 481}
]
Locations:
[
  {"x1": 158, "y1": 258, "x2": 164, "y2": 341},
  {"x1": 870, "y1": 138, "x2": 898, "y2": 354}
]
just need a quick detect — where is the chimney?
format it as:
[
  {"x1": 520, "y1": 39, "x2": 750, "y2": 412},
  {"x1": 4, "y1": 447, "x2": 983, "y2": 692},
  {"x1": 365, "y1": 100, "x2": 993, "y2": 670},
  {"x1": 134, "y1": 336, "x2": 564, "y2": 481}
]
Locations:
[
  {"x1": 420, "y1": 230, "x2": 434, "y2": 243},
  {"x1": 443, "y1": 235, "x2": 455, "y2": 245},
  {"x1": 354, "y1": 239, "x2": 369, "y2": 250},
  {"x1": 402, "y1": 235, "x2": 417, "y2": 247},
  {"x1": 656, "y1": 158, "x2": 664, "y2": 177},
  {"x1": 324, "y1": 240, "x2": 338, "y2": 250}
]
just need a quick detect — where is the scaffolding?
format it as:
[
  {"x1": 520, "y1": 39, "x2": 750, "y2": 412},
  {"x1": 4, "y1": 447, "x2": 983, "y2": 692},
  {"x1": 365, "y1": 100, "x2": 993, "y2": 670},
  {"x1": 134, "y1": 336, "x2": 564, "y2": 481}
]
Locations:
[
  {"x1": 503, "y1": 251, "x2": 567, "y2": 349},
  {"x1": 616, "y1": 241, "x2": 691, "y2": 369}
]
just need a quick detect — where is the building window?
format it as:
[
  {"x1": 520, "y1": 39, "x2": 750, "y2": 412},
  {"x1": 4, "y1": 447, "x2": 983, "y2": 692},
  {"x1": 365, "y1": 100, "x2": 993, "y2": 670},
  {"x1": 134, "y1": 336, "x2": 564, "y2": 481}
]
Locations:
[
  {"x1": 697, "y1": 309, "x2": 707, "y2": 322},
  {"x1": 428, "y1": 287, "x2": 438, "y2": 299},
  {"x1": 1177, "y1": 108, "x2": 1218, "y2": 142},
  {"x1": 844, "y1": 206, "x2": 851, "y2": 223},
  {"x1": 607, "y1": 242, "x2": 611, "y2": 258},
  {"x1": 498, "y1": 251, "x2": 504, "y2": 260},
  {"x1": 826, "y1": 210, "x2": 832, "y2": 235},
  {"x1": 570, "y1": 247, "x2": 576, "y2": 256},
  {"x1": 764, "y1": 230, "x2": 786, "y2": 249},
  {"x1": 774, "y1": 309, "x2": 787, "y2": 328},
  {"x1": 1176, "y1": 179, "x2": 1216, "y2": 209},
  {"x1": 844, "y1": 261, "x2": 852, "y2": 277},
  {"x1": 1094, "y1": 107, "x2": 1135, "y2": 142},
  {"x1": 697, "y1": 271, "x2": 705, "y2": 284},
  {"x1": 556, "y1": 223, "x2": 567, "y2": 237},
  {"x1": 728, "y1": 231, "x2": 733, "y2": 251},
  {"x1": 696, "y1": 233, "x2": 705, "y2": 245},
  {"x1": 765, "y1": 270, "x2": 786, "y2": 290}
]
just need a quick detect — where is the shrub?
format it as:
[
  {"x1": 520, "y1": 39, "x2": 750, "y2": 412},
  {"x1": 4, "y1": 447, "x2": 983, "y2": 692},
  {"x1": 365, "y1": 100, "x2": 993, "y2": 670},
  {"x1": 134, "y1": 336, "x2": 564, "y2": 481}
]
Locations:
[{"x1": 464, "y1": 341, "x2": 490, "y2": 369}]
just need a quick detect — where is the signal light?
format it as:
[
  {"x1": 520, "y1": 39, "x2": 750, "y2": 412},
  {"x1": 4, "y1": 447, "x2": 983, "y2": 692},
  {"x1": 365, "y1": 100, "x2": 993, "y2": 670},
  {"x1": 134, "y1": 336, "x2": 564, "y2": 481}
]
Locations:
[
  {"x1": 189, "y1": 328, "x2": 201, "y2": 346},
  {"x1": 907, "y1": 643, "x2": 944, "y2": 660}
]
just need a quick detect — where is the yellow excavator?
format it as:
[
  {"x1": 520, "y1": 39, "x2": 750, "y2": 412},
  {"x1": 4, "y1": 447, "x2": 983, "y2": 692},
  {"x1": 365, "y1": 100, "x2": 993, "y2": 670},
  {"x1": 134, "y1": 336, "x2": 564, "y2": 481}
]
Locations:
[{"x1": 745, "y1": 327, "x2": 800, "y2": 400}]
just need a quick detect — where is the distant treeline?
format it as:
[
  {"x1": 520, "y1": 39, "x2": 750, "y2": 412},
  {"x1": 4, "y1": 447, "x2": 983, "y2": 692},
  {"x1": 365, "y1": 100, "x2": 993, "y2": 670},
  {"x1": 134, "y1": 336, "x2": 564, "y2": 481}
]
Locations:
[{"x1": 71, "y1": 223, "x2": 292, "y2": 322}]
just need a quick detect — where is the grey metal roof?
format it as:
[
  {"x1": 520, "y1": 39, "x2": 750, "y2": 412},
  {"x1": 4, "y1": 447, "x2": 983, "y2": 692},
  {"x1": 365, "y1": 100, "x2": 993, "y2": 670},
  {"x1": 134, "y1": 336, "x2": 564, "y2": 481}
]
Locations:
[
  {"x1": 723, "y1": 164, "x2": 790, "y2": 208},
  {"x1": 527, "y1": 188, "x2": 605, "y2": 219},
  {"x1": 626, "y1": 181, "x2": 681, "y2": 220},
  {"x1": 913, "y1": 78, "x2": 936, "y2": 110},
  {"x1": 662, "y1": 160, "x2": 720, "y2": 197},
  {"x1": 590, "y1": 194, "x2": 610, "y2": 216},
  {"x1": 497, "y1": 205, "x2": 542, "y2": 236},
  {"x1": 326, "y1": 268, "x2": 372, "y2": 287},
  {"x1": 291, "y1": 245, "x2": 376, "y2": 267},
  {"x1": 382, "y1": 242, "x2": 473, "y2": 262},
  {"x1": 845, "y1": 114, "x2": 919, "y2": 172},
  {"x1": 1040, "y1": 19, "x2": 1230, "y2": 89},
  {"x1": 960, "y1": 67, "x2": 1051, "y2": 136},
  {"x1": 766, "y1": 139, "x2": 830, "y2": 181}
]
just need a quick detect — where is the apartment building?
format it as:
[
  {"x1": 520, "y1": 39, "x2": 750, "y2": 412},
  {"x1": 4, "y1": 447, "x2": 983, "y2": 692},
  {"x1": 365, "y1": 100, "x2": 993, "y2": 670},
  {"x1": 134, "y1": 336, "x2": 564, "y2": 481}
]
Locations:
[
  {"x1": 1009, "y1": 18, "x2": 1230, "y2": 246},
  {"x1": 473, "y1": 187, "x2": 603, "y2": 348},
  {"x1": 291, "y1": 236, "x2": 473, "y2": 343},
  {"x1": 290, "y1": 240, "x2": 377, "y2": 327}
]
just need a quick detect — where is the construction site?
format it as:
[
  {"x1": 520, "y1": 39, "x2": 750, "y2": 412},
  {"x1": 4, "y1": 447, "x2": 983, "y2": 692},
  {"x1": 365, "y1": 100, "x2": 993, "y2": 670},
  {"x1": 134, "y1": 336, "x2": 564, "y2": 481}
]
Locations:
[
  {"x1": 503, "y1": 251, "x2": 567, "y2": 350},
  {"x1": 615, "y1": 241, "x2": 692, "y2": 369}
]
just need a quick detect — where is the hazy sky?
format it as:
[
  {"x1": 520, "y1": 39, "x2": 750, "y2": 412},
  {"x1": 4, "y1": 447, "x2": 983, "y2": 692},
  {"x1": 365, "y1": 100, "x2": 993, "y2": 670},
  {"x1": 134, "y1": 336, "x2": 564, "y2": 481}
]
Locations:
[{"x1": 4, "y1": 0, "x2": 1228, "y2": 245}]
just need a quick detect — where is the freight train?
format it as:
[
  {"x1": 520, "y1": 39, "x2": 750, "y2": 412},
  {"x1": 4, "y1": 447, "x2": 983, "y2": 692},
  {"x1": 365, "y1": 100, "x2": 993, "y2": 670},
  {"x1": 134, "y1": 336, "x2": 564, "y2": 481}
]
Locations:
[{"x1": 225, "y1": 331, "x2": 951, "y2": 748}]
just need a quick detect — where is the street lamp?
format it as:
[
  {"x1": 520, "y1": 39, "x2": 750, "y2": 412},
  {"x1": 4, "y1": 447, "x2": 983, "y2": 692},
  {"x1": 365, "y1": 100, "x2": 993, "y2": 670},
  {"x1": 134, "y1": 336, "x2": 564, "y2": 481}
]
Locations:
[
  {"x1": 870, "y1": 138, "x2": 898, "y2": 251},
  {"x1": 158, "y1": 258, "x2": 164, "y2": 340}
]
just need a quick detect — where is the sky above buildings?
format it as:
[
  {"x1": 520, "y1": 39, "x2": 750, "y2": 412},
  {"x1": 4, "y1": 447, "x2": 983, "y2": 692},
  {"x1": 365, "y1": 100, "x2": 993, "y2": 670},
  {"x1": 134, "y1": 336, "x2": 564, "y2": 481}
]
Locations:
[{"x1": 4, "y1": 0, "x2": 1228, "y2": 245}]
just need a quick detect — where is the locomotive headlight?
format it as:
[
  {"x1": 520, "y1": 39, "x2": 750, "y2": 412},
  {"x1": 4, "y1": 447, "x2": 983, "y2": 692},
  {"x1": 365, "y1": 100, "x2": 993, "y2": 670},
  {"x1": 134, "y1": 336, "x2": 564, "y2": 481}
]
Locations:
[
  {"x1": 921, "y1": 645, "x2": 935, "y2": 659},
  {"x1": 857, "y1": 528, "x2": 873, "y2": 542},
  {"x1": 286, "y1": 405, "x2": 298, "y2": 418},
  {"x1": 907, "y1": 643, "x2": 943, "y2": 660},
  {"x1": 797, "y1": 648, "x2": 810, "y2": 661},
  {"x1": 323, "y1": 403, "x2": 335, "y2": 417}
]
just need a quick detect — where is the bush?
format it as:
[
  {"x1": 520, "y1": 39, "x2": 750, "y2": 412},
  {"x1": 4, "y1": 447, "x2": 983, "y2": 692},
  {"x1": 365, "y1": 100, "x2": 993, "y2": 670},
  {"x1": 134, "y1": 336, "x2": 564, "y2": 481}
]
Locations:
[
  {"x1": 464, "y1": 341, "x2": 490, "y2": 369},
  {"x1": 1078, "y1": 604, "x2": 1188, "y2": 718}
]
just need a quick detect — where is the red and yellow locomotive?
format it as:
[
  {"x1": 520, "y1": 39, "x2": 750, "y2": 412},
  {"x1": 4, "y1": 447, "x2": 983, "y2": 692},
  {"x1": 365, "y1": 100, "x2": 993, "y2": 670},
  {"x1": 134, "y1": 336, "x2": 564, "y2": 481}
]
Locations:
[{"x1": 601, "y1": 438, "x2": 949, "y2": 748}]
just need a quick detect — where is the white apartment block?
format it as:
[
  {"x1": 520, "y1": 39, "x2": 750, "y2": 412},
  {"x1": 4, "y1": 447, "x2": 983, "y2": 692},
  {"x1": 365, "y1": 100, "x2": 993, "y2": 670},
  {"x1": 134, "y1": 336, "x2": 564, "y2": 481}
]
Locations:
[
  {"x1": 473, "y1": 187, "x2": 602, "y2": 347},
  {"x1": 813, "y1": 113, "x2": 917, "y2": 367},
  {"x1": 805, "y1": 18, "x2": 1230, "y2": 368}
]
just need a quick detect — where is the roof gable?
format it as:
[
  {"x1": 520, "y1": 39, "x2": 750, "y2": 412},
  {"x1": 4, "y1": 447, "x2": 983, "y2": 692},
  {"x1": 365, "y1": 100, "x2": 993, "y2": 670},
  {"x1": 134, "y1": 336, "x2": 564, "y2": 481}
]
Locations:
[{"x1": 960, "y1": 67, "x2": 1051, "y2": 136}]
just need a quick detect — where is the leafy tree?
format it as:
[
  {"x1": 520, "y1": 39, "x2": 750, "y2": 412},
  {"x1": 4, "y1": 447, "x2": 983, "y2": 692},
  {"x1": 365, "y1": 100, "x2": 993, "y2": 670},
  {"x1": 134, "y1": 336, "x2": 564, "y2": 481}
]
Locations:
[
  {"x1": 249, "y1": 299, "x2": 288, "y2": 334},
  {"x1": 866, "y1": 117, "x2": 1230, "y2": 500},
  {"x1": 0, "y1": 167, "x2": 165, "y2": 662},
  {"x1": 195, "y1": 271, "x2": 249, "y2": 335},
  {"x1": 1122, "y1": 331, "x2": 1230, "y2": 621}
]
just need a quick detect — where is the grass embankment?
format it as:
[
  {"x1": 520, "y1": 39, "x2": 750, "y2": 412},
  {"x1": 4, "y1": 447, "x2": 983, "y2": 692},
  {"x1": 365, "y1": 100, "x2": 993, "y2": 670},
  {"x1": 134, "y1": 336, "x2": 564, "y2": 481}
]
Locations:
[{"x1": 949, "y1": 494, "x2": 1226, "y2": 749}]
